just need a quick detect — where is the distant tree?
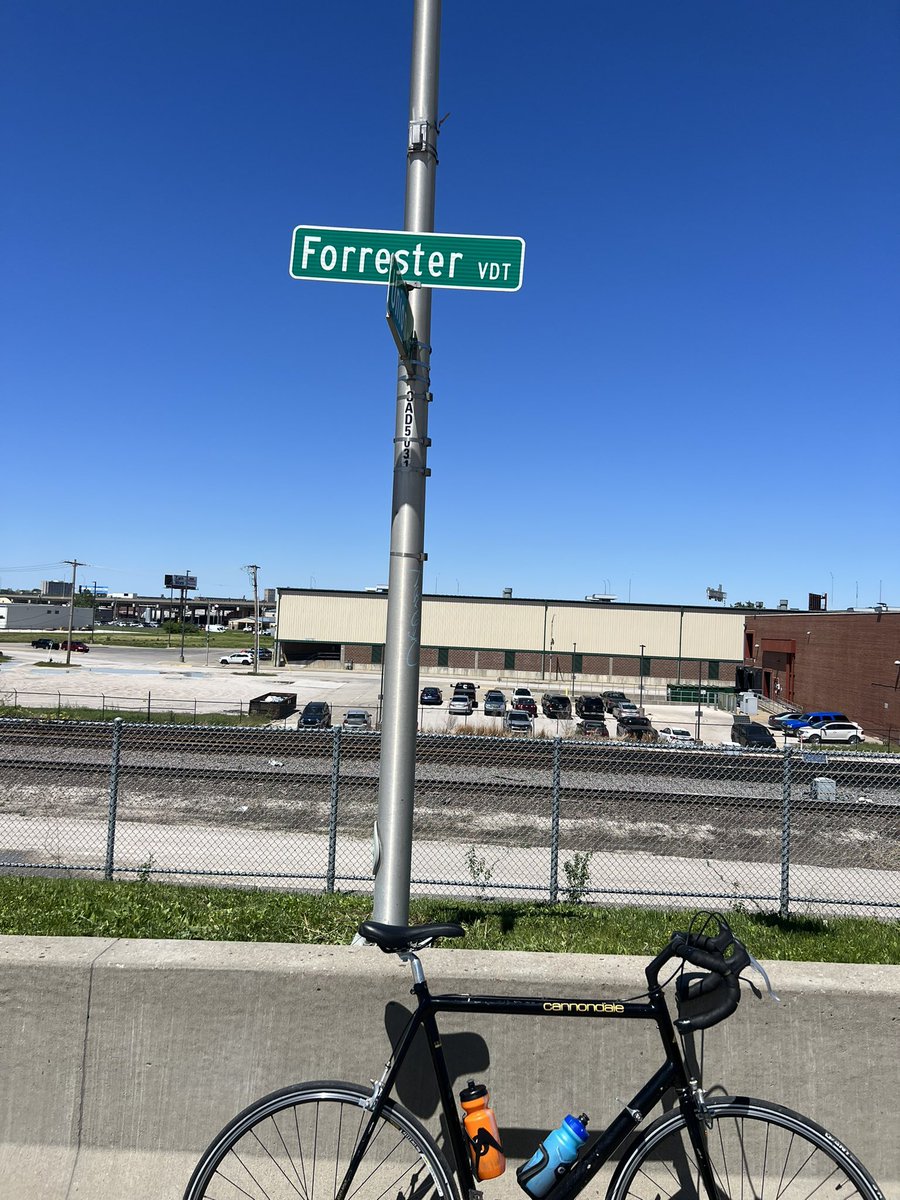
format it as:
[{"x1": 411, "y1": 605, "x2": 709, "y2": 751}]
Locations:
[{"x1": 74, "y1": 589, "x2": 94, "y2": 608}]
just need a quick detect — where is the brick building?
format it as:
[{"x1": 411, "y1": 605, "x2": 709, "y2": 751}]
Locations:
[{"x1": 743, "y1": 608, "x2": 900, "y2": 739}]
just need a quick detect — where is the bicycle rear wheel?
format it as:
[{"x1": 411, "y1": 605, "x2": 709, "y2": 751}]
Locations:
[
  {"x1": 184, "y1": 1079, "x2": 459, "y2": 1200},
  {"x1": 606, "y1": 1096, "x2": 885, "y2": 1199}
]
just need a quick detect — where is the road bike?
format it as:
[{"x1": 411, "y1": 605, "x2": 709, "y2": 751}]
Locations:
[{"x1": 184, "y1": 913, "x2": 886, "y2": 1199}]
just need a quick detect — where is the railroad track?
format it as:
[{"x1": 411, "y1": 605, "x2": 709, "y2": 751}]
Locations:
[{"x1": 1, "y1": 758, "x2": 898, "y2": 820}]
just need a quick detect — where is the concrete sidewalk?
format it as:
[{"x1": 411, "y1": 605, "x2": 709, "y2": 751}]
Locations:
[{"x1": 0, "y1": 936, "x2": 897, "y2": 1199}]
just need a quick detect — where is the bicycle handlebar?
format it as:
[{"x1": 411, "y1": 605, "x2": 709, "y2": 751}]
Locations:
[{"x1": 645, "y1": 915, "x2": 752, "y2": 1032}]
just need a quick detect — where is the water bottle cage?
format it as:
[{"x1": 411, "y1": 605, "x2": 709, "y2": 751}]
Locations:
[
  {"x1": 515, "y1": 1143, "x2": 549, "y2": 1186},
  {"x1": 467, "y1": 1128, "x2": 505, "y2": 1163}
]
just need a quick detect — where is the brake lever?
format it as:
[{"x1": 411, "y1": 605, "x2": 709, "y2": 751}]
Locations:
[{"x1": 744, "y1": 952, "x2": 780, "y2": 1003}]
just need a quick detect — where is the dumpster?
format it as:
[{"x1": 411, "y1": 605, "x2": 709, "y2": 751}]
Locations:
[{"x1": 248, "y1": 692, "x2": 297, "y2": 719}]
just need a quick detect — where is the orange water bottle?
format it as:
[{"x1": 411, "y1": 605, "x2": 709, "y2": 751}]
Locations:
[{"x1": 460, "y1": 1079, "x2": 506, "y2": 1180}]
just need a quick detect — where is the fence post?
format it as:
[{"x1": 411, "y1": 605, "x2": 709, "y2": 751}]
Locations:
[
  {"x1": 326, "y1": 726, "x2": 342, "y2": 893},
  {"x1": 104, "y1": 718, "x2": 123, "y2": 880},
  {"x1": 779, "y1": 746, "x2": 792, "y2": 918},
  {"x1": 147, "y1": 692, "x2": 151, "y2": 723},
  {"x1": 549, "y1": 737, "x2": 561, "y2": 902}
]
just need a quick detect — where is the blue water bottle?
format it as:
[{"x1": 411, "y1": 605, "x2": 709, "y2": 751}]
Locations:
[{"x1": 516, "y1": 1113, "x2": 590, "y2": 1198}]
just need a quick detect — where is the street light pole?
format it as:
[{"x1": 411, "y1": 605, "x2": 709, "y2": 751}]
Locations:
[
  {"x1": 245, "y1": 564, "x2": 260, "y2": 675},
  {"x1": 639, "y1": 643, "x2": 645, "y2": 713},
  {"x1": 371, "y1": 0, "x2": 441, "y2": 926}
]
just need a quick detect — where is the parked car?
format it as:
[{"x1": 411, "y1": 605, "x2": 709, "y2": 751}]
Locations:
[
  {"x1": 483, "y1": 690, "x2": 506, "y2": 717},
  {"x1": 511, "y1": 687, "x2": 534, "y2": 703},
  {"x1": 448, "y1": 693, "x2": 473, "y2": 716},
  {"x1": 731, "y1": 723, "x2": 777, "y2": 748},
  {"x1": 612, "y1": 700, "x2": 640, "y2": 720},
  {"x1": 575, "y1": 695, "x2": 606, "y2": 718},
  {"x1": 541, "y1": 693, "x2": 572, "y2": 719},
  {"x1": 616, "y1": 715, "x2": 657, "y2": 741},
  {"x1": 452, "y1": 681, "x2": 479, "y2": 708},
  {"x1": 657, "y1": 726, "x2": 696, "y2": 747},
  {"x1": 342, "y1": 709, "x2": 372, "y2": 731},
  {"x1": 504, "y1": 709, "x2": 533, "y2": 734},
  {"x1": 577, "y1": 717, "x2": 609, "y2": 737},
  {"x1": 420, "y1": 686, "x2": 443, "y2": 705},
  {"x1": 797, "y1": 721, "x2": 864, "y2": 745},
  {"x1": 59, "y1": 641, "x2": 89, "y2": 652},
  {"x1": 31, "y1": 638, "x2": 60, "y2": 650},
  {"x1": 220, "y1": 652, "x2": 254, "y2": 665},
  {"x1": 780, "y1": 710, "x2": 849, "y2": 734},
  {"x1": 512, "y1": 696, "x2": 538, "y2": 717},
  {"x1": 768, "y1": 710, "x2": 800, "y2": 730},
  {"x1": 602, "y1": 691, "x2": 630, "y2": 713},
  {"x1": 298, "y1": 701, "x2": 332, "y2": 729},
  {"x1": 242, "y1": 647, "x2": 273, "y2": 661}
]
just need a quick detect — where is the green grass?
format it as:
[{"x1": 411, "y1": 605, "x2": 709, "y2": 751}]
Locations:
[
  {"x1": 0, "y1": 704, "x2": 272, "y2": 725},
  {"x1": 0, "y1": 878, "x2": 895, "y2": 963},
  {"x1": 0, "y1": 629, "x2": 273, "y2": 650}
]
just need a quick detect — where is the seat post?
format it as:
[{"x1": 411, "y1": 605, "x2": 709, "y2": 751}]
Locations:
[{"x1": 398, "y1": 950, "x2": 426, "y2": 986}]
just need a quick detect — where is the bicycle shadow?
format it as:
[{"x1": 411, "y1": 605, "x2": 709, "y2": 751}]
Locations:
[{"x1": 386, "y1": 1002, "x2": 552, "y2": 1159}]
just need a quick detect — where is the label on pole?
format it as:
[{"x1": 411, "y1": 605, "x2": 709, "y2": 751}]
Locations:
[
  {"x1": 386, "y1": 256, "x2": 417, "y2": 363},
  {"x1": 290, "y1": 225, "x2": 525, "y2": 292}
]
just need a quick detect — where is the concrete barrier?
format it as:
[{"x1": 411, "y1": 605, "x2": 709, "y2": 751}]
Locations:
[{"x1": 0, "y1": 936, "x2": 897, "y2": 1199}]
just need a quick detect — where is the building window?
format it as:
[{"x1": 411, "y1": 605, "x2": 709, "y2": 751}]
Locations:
[
  {"x1": 504, "y1": 649, "x2": 516, "y2": 670},
  {"x1": 708, "y1": 660, "x2": 720, "y2": 680},
  {"x1": 371, "y1": 644, "x2": 383, "y2": 665},
  {"x1": 745, "y1": 631, "x2": 754, "y2": 659},
  {"x1": 438, "y1": 647, "x2": 449, "y2": 667}
]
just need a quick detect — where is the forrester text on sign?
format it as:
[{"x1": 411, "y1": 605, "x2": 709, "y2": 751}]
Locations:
[{"x1": 290, "y1": 226, "x2": 525, "y2": 292}]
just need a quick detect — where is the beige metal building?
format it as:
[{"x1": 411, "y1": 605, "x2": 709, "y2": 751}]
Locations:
[{"x1": 276, "y1": 589, "x2": 744, "y2": 689}]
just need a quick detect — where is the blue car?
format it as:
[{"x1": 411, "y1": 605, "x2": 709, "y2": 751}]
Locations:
[{"x1": 780, "y1": 710, "x2": 849, "y2": 734}]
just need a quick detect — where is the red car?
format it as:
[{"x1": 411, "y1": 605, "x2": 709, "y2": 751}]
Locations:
[
  {"x1": 59, "y1": 640, "x2": 90, "y2": 652},
  {"x1": 513, "y1": 696, "x2": 538, "y2": 717}
]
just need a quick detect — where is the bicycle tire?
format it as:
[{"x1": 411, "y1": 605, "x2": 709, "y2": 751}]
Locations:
[
  {"x1": 184, "y1": 1079, "x2": 460, "y2": 1200},
  {"x1": 606, "y1": 1095, "x2": 885, "y2": 1200}
]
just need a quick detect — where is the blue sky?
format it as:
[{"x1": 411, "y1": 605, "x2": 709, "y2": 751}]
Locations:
[{"x1": 2, "y1": 1, "x2": 898, "y2": 609}]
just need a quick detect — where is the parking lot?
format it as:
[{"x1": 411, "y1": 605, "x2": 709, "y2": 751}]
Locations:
[{"x1": 1, "y1": 640, "x2": 754, "y2": 744}]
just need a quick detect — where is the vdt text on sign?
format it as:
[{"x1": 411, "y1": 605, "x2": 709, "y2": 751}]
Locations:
[{"x1": 290, "y1": 226, "x2": 525, "y2": 292}]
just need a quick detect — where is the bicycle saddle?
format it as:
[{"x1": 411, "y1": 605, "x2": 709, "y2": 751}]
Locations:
[{"x1": 358, "y1": 920, "x2": 465, "y2": 953}]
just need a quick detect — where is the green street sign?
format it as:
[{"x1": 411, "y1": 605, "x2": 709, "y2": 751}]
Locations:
[
  {"x1": 386, "y1": 257, "x2": 417, "y2": 363},
  {"x1": 290, "y1": 225, "x2": 525, "y2": 292}
]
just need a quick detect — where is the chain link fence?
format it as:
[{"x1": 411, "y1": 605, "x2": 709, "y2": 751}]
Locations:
[{"x1": 0, "y1": 718, "x2": 897, "y2": 917}]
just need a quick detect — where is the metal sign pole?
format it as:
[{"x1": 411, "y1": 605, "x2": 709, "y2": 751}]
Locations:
[{"x1": 371, "y1": 0, "x2": 441, "y2": 925}]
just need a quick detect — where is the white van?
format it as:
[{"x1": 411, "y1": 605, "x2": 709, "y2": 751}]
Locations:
[{"x1": 205, "y1": 624, "x2": 227, "y2": 633}]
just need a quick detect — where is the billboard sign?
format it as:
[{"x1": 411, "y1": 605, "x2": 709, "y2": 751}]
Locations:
[{"x1": 165, "y1": 574, "x2": 197, "y2": 590}]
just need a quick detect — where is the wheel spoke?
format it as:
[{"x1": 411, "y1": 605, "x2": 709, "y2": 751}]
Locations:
[
  {"x1": 186, "y1": 1088, "x2": 454, "y2": 1200},
  {"x1": 612, "y1": 1101, "x2": 882, "y2": 1200}
]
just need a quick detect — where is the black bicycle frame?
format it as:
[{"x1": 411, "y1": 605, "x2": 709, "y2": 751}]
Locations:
[{"x1": 337, "y1": 969, "x2": 716, "y2": 1200}]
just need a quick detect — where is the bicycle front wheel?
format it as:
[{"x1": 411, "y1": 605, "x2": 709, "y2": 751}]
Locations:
[
  {"x1": 607, "y1": 1096, "x2": 885, "y2": 1199},
  {"x1": 184, "y1": 1079, "x2": 459, "y2": 1200}
]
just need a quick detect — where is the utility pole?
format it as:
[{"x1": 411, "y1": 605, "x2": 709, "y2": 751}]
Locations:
[
  {"x1": 62, "y1": 559, "x2": 83, "y2": 666},
  {"x1": 90, "y1": 578, "x2": 97, "y2": 644},
  {"x1": 245, "y1": 564, "x2": 260, "y2": 674},
  {"x1": 179, "y1": 570, "x2": 190, "y2": 664},
  {"x1": 639, "y1": 643, "x2": 646, "y2": 713},
  {"x1": 371, "y1": 0, "x2": 441, "y2": 926}
]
